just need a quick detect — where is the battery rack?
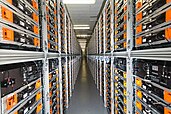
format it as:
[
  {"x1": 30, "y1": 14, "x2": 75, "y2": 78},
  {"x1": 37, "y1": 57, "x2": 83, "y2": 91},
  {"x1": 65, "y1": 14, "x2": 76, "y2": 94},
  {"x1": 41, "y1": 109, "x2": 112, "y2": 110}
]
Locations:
[
  {"x1": 46, "y1": 0, "x2": 58, "y2": 52},
  {"x1": 59, "y1": 1, "x2": 66, "y2": 54},
  {"x1": 114, "y1": 0, "x2": 128, "y2": 51},
  {"x1": 135, "y1": 0, "x2": 171, "y2": 49},
  {"x1": 104, "y1": 58, "x2": 112, "y2": 113},
  {"x1": 114, "y1": 58, "x2": 127, "y2": 114},
  {"x1": 0, "y1": 0, "x2": 40, "y2": 51},
  {"x1": 48, "y1": 59, "x2": 60, "y2": 114},
  {"x1": 0, "y1": 61, "x2": 43, "y2": 114},
  {"x1": 87, "y1": 0, "x2": 171, "y2": 114},
  {"x1": 100, "y1": 14, "x2": 104, "y2": 53},
  {"x1": 134, "y1": 59, "x2": 171, "y2": 114},
  {"x1": 0, "y1": 0, "x2": 81, "y2": 114},
  {"x1": 105, "y1": 0, "x2": 113, "y2": 53}
]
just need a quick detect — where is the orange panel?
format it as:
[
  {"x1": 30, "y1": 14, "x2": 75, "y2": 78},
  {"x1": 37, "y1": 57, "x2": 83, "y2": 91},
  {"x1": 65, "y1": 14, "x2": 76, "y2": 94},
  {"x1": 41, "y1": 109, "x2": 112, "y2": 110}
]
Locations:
[
  {"x1": 124, "y1": 106, "x2": 127, "y2": 113},
  {"x1": 165, "y1": 28, "x2": 171, "y2": 40},
  {"x1": 49, "y1": 82, "x2": 52, "y2": 88},
  {"x1": 136, "y1": 89, "x2": 142, "y2": 99},
  {"x1": 165, "y1": 7, "x2": 171, "y2": 41},
  {"x1": 164, "y1": 107, "x2": 171, "y2": 114},
  {"x1": 33, "y1": 13, "x2": 39, "y2": 23},
  {"x1": 34, "y1": 38, "x2": 40, "y2": 47},
  {"x1": 136, "y1": 12, "x2": 142, "y2": 22},
  {"x1": 32, "y1": 0, "x2": 38, "y2": 10},
  {"x1": 2, "y1": 28, "x2": 14, "y2": 41},
  {"x1": 167, "y1": 0, "x2": 171, "y2": 3},
  {"x1": 136, "y1": 1, "x2": 142, "y2": 10},
  {"x1": 124, "y1": 33, "x2": 127, "y2": 39},
  {"x1": 164, "y1": 90, "x2": 171, "y2": 103},
  {"x1": 36, "y1": 92, "x2": 42, "y2": 101},
  {"x1": 124, "y1": 98, "x2": 127, "y2": 104},
  {"x1": 36, "y1": 103, "x2": 42, "y2": 113},
  {"x1": 124, "y1": 23, "x2": 127, "y2": 31},
  {"x1": 49, "y1": 91, "x2": 52, "y2": 97},
  {"x1": 6, "y1": 0, "x2": 12, "y2": 4},
  {"x1": 136, "y1": 112, "x2": 140, "y2": 114},
  {"x1": 123, "y1": 42, "x2": 126, "y2": 48},
  {"x1": 1, "y1": 7, "x2": 13, "y2": 22},
  {"x1": 7, "y1": 94, "x2": 18, "y2": 110},
  {"x1": 136, "y1": 78, "x2": 142, "y2": 87},
  {"x1": 136, "y1": 37, "x2": 142, "y2": 45},
  {"x1": 35, "y1": 79, "x2": 41, "y2": 89},
  {"x1": 124, "y1": 89, "x2": 127, "y2": 96},
  {"x1": 47, "y1": 34, "x2": 50, "y2": 40},
  {"x1": 136, "y1": 24, "x2": 142, "y2": 34},
  {"x1": 136, "y1": 101, "x2": 142, "y2": 111},
  {"x1": 34, "y1": 25, "x2": 39, "y2": 34},
  {"x1": 124, "y1": 6, "x2": 127, "y2": 11},
  {"x1": 49, "y1": 74, "x2": 52, "y2": 79}
]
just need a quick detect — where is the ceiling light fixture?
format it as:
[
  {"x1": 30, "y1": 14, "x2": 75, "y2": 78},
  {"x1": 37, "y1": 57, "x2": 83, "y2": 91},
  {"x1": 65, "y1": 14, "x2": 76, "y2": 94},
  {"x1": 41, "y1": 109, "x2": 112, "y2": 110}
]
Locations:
[
  {"x1": 74, "y1": 27, "x2": 90, "y2": 30},
  {"x1": 74, "y1": 25, "x2": 90, "y2": 27},
  {"x1": 76, "y1": 35, "x2": 91, "y2": 37},
  {"x1": 63, "y1": 0, "x2": 96, "y2": 4}
]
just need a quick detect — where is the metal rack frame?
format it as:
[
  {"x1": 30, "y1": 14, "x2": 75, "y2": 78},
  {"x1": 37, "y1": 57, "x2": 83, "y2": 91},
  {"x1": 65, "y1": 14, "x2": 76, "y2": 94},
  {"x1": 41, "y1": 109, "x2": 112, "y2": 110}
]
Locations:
[
  {"x1": 87, "y1": 0, "x2": 171, "y2": 114},
  {"x1": 0, "y1": 0, "x2": 81, "y2": 114}
]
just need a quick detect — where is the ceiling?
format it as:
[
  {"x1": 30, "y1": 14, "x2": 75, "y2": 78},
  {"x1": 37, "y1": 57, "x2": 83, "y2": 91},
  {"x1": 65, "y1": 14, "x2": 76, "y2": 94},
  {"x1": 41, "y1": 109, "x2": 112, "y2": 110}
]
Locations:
[{"x1": 66, "y1": 0, "x2": 104, "y2": 51}]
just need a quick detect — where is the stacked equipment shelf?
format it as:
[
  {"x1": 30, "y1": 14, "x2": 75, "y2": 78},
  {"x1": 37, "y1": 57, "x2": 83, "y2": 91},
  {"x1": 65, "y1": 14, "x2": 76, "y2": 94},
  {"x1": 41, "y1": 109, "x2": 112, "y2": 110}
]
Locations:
[
  {"x1": 0, "y1": 0, "x2": 40, "y2": 50},
  {"x1": 46, "y1": 0, "x2": 58, "y2": 52},
  {"x1": 87, "y1": 0, "x2": 171, "y2": 114},
  {"x1": 114, "y1": 0, "x2": 128, "y2": 51},
  {"x1": 135, "y1": 0, "x2": 171, "y2": 49},
  {"x1": 134, "y1": 59, "x2": 171, "y2": 114},
  {"x1": 104, "y1": 0, "x2": 113, "y2": 53},
  {"x1": 114, "y1": 58, "x2": 127, "y2": 114},
  {"x1": 0, "y1": 0, "x2": 82, "y2": 114}
]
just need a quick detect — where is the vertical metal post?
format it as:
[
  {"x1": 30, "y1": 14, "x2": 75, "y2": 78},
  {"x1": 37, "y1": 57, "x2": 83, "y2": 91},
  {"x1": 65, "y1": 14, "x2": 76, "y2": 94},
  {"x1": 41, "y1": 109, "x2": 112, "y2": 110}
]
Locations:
[
  {"x1": 104, "y1": 58, "x2": 107, "y2": 107},
  {"x1": 58, "y1": 57, "x2": 63, "y2": 114},
  {"x1": 103, "y1": 8, "x2": 106, "y2": 54},
  {"x1": 99, "y1": 59, "x2": 102, "y2": 96},
  {"x1": 97, "y1": 59, "x2": 99, "y2": 89},
  {"x1": 127, "y1": 0, "x2": 134, "y2": 114},
  {"x1": 58, "y1": 0, "x2": 62, "y2": 54},
  {"x1": 41, "y1": 0, "x2": 50, "y2": 113},
  {"x1": 72, "y1": 58, "x2": 75, "y2": 90},
  {"x1": 65, "y1": 57, "x2": 69, "y2": 108},
  {"x1": 98, "y1": 19, "x2": 102, "y2": 54},
  {"x1": 111, "y1": 0, "x2": 115, "y2": 53},
  {"x1": 69, "y1": 57, "x2": 72, "y2": 97},
  {"x1": 64, "y1": 11, "x2": 67, "y2": 54},
  {"x1": 111, "y1": 57, "x2": 115, "y2": 114}
]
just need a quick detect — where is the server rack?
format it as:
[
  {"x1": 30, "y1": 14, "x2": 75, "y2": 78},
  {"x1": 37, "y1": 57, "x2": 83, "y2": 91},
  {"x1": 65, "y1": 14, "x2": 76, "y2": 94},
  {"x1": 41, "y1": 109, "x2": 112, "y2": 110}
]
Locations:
[
  {"x1": 87, "y1": 0, "x2": 171, "y2": 114},
  {"x1": 0, "y1": 0, "x2": 40, "y2": 51},
  {"x1": 0, "y1": 0, "x2": 81, "y2": 114},
  {"x1": 114, "y1": 0, "x2": 128, "y2": 51}
]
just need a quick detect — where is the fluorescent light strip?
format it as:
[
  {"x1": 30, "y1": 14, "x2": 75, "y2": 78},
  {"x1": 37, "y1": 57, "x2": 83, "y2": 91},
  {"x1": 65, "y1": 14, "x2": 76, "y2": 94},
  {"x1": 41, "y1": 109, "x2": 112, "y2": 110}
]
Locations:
[
  {"x1": 63, "y1": 0, "x2": 96, "y2": 4},
  {"x1": 74, "y1": 27, "x2": 90, "y2": 30},
  {"x1": 74, "y1": 25, "x2": 90, "y2": 27},
  {"x1": 77, "y1": 35, "x2": 91, "y2": 37}
]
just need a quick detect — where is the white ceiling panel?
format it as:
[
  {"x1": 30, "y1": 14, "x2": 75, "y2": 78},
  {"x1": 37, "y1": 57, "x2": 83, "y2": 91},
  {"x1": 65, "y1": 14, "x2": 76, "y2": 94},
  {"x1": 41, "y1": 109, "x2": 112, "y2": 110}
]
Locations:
[{"x1": 66, "y1": 0, "x2": 104, "y2": 49}]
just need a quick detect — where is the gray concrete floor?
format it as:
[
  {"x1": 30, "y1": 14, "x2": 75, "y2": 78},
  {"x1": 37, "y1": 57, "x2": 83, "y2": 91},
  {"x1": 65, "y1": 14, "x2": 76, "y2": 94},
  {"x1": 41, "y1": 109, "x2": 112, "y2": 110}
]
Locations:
[{"x1": 65, "y1": 57, "x2": 108, "y2": 114}]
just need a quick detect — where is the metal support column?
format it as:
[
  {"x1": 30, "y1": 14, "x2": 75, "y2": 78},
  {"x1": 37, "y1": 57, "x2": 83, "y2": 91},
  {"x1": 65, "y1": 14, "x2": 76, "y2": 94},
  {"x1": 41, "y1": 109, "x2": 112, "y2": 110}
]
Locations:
[
  {"x1": 111, "y1": 57, "x2": 115, "y2": 114},
  {"x1": 59, "y1": 57, "x2": 63, "y2": 114},
  {"x1": 127, "y1": 0, "x2": 134, "y2": 113},
  {"x1": 41, "y1": 0, "x2": 50, "y2": 113},
  {"x1": 104, "y1": 58, "x2": 107, "y2": 107}
]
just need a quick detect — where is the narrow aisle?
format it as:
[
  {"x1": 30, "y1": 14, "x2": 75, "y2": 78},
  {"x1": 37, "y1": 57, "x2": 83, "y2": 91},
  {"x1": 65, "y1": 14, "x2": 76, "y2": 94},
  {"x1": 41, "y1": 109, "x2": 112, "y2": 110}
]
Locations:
[{"x1": 66, "y1": 57, "x2": 108, "y2": 114}]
